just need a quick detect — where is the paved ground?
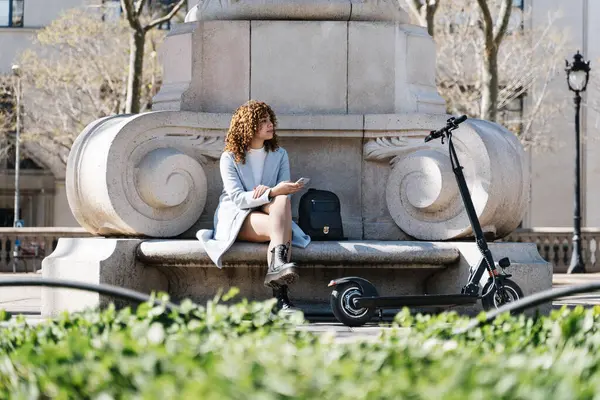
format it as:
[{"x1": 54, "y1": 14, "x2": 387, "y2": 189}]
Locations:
[
  {"x1": 0, "y1": 277, "x2": 41, "y2": 316},
  {"x1": 550, "y1": 273, "x2": 600, "y2": 307},
  {"x1": 1, "y1": 272, "x2": 600, "y2": 340}
]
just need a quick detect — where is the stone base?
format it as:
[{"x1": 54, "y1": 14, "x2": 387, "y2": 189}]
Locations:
[
  {"x1": 41, "y1": 238, "x2": 168, "y2": 317},
  {"x1": 41, "y1": 238, "x2": 552, "y2": 318}
]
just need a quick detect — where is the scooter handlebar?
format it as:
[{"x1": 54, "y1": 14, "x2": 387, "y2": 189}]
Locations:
[
  {"x1": 453, "y1": 114, "x2": 468, "y2": 125},
  {"x1": 424, "y1": 128, "x2": 444, "y2": 143},
  {"x1": 424, "y1": 115, "x2": 468, "y2": 143}
]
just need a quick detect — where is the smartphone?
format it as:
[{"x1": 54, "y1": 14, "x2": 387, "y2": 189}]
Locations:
[{"x1": 296, "y1": 177, "x2": 311, "y2": 186}]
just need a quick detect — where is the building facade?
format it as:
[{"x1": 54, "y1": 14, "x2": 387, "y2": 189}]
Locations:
[
  {"x1": 0, "y1": 0, "x2": 190, "y2": 229},
  {"x1": 526, "y1": 0, "x2": 600, "y2": 229},
  {"x1": 0, "y1": 0, "x2": 92, "y2": 228}
]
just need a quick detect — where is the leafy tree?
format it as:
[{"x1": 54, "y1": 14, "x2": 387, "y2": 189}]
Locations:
[
  {"x1": 0, "y1": 76, "x2": 15, "y2": 162},
  {"x1": 14, "y1": 9, "x2": 164, "y2": 175}
]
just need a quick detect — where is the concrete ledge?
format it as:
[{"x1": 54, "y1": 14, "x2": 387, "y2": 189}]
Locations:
[
  {"x1": 193, "y1": 0, "x2": 409, "y2": 23},
  {"x1": 137, "y1": 240, "x2": 461, "y2": 268}
]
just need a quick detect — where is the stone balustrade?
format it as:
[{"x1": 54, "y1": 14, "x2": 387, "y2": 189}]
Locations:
[
  {"x1": 503, "y1": 228, "x2": 600, "y2": 273},
  {"x1": 0, "y1": 228, "x2": 90, "y2": 273}
]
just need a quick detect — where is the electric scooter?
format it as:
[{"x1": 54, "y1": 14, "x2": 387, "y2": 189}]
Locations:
[{"x1": 328, "y1": 115, "x2": 524, "y2": 327}]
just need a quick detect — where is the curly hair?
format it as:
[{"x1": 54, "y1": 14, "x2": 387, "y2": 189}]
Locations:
[{"x1": 224, "y1": 100, "x2": 279, "y2": 164}]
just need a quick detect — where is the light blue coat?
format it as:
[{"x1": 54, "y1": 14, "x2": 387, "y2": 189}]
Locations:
[{"x1": 197, "y1": 147, "x2": 311, "y2": 268}]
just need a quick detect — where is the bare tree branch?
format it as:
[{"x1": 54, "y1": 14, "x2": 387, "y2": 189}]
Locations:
[
  {"x1": 476, "y1": 0, "x2": 494, "y2": 45},
  {"x1": 433, "y1": 0, "x2": 567, "y2": 149},
  {"x1": 401, "y1": 0, "x2": 439, "y2": 37},
  {"x1": 493, "y1": 0, "x2": 512, "y2": 48},
  {"x1": 134, "y1": 0, "x2": 147, "y2": 15},
  {"x1": 404, "y1": 0, "x2": 427, "y2": 26},
  {"x1": 120, "y1": 0, "x2": 142, "y2": 31},
  {"x1": 144, "y1": 0, "x2": 188, "y2": 31}
]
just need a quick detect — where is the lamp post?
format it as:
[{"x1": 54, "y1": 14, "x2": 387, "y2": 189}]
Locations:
[
  {"x1": 11, "y1": 64, "x2": 21, "y2": 229},
  {"x1": 565, "y1": 51, "x2": 591, "y2": 274}
]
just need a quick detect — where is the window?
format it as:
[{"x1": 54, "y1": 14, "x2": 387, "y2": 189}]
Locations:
[
  {"x1": 0, "y1": 0, "x2": 23, "y2": 27},
  {"x1": 513, "y1": 0, "x2": 524, "y2": 10},
  {"x1": 0, "y1": 209, "x2": 15, "y2": 227}
]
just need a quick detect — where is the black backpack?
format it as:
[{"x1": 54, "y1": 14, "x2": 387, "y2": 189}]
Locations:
[{"x1": 298, "y1": 189, "x2": 345, "y2": 241}]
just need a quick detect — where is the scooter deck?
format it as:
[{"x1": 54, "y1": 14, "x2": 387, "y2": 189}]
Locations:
[{"x1": 354, "y1": 293, "x2": 479, "y2": 308}]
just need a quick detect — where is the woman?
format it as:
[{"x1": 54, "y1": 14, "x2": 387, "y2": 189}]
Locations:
[{"x1": 197, "y1": 100, "x2": 311, "y2": 311}]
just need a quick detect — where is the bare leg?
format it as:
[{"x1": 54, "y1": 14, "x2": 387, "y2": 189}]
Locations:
[
  {"x1": 237, "y1": 211, "x2": 271, "y2": 246},
  {"x1": 261, "y1": 195, "x2": 299, "y2": 309},
  {"x1": 237, "y1": 196, "x2": 297, "y2": 292},
  {"x1": 261, "y1": 195, "x2": 293, "y2": 262}
]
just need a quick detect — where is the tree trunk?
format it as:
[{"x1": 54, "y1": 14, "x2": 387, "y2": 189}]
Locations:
[
  {"x1": 126, "y1": 29, "x2": 145, "y2": 114},
  {"x1": 425, "y1": 5, "x2": 435, "y2": 37},
  {"x1": 480, "y1": 47, "x2": 498, "y2": 122}
]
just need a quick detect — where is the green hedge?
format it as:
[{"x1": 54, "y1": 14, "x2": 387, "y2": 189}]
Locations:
[{"x1": 0, "y1": 291, "x2": 599, "y2": 399}]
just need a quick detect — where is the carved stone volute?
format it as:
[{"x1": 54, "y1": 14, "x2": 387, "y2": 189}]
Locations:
[{"x1": 364, "y1": 116, "x2": 529, "y2": 240}]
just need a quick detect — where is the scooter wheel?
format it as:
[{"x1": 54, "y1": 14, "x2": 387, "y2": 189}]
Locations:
[
  {"x1": 330, "y1": 282, "x2": 376, "y2": 327},
  {"x1": 481, "y1": 278, "x2": 524, "y2": 311}
]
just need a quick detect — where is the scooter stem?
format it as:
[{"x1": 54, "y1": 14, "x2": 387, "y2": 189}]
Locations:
[{"x1": 447, "y1": 134, "x2": 498, "y2": 293}]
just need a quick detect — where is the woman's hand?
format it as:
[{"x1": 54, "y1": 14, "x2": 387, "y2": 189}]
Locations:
[
  {"x1": 271, "y1": 181, "x2": 304, "y2": 197},
  {"x1": 252, "y1": 185, "x2": 270, "y2": 199}
]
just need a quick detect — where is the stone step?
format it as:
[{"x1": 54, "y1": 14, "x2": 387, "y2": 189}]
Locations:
[
  {"x1": 137, "y1": 240, "x2": 461, "y2": 268},
  {"x1": 136, "y1": 240, "x2": 464, "y2": 309}
]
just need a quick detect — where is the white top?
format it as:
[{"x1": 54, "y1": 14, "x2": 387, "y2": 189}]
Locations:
[{"x1": 246, "y1": 147, "x2": 267, "y2": 186}]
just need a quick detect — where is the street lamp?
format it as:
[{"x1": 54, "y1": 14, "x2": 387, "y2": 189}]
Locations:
[
  {"x1": 11, "y1": 64, "x2": 21, "y2": 229},
  {"x1": 565, "y1": 51, "x2": 591, "y2": 274}
]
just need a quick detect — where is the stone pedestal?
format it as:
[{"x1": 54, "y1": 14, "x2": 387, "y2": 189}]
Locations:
[
  {"x1": 41, "y1": 0, "x2": 549, "y2": 316},
  {"x1": 154, "y1": 16, "x2": 445, "y2": 115},
  {"x1": 41, "y1": 238, "x2": 167, "y2": 316}
]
